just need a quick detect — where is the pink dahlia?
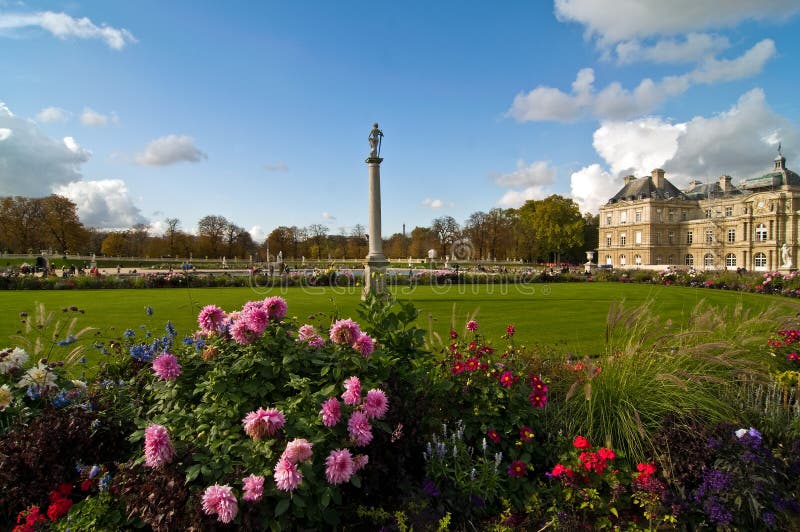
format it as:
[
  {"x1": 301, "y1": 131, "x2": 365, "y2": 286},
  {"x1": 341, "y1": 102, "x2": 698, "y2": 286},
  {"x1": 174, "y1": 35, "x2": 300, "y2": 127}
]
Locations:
[
  {"x1": 241, "y1": 474, "x2": 264, "y2": 502},
  {"x1": 466, "y1": 320, "x2": 479, "y2": 332},
  {"x1": 144, "y1": 423, "x2": 176, "y2": 468},
  {"x1": 274, "y1": 457, "x2": 302, "y2": 492},
  {"x1": 363, "y1": 389, "x2": 389, "y2": 419},
  {"x1": 202, "y1": 484, "x2": 238, "y2": 524},
  {"x1": 297, "y1": 324, "x2": 317, "y2": 341},
  {"x1": 352, "y1": 333, "x2": 375, "y2": 357},
  {"x1": 242, "y1": 407, "x2": 286, "y2": 440},
  {"x1": 243, "y1": 307, "x2": 268, "y2": 335},
  {"x1": 348, "y1": 410, "x2": 373, "y2": 446},
  {"x1": 282, "y1": 438, "x2": 313, "y2": 464},
  {"x1": 264, "y1": 296, "x2": 288, "y2": 319},
  {"x1": 320, "y1": 397, "x2": 341, "y2": 427},
  {"x1": 341, "y1": 376, "x2": 362, "y2": 406},
  {"x1": 229, "y1": 318, "x2": 256, "y2": 345},
  {"x1": 308, "y1": 335, "x2": 325, "y2": 349},
  {"x1": 330, "y1": 318, "x2": 362, "y2": 345},
  {"x1": 152, "y1": 353, "x2": 181, "y2": 381},
  {"x1": 197, "y1": 305, "x2": 227, "y2": 332},
  {"x1": 352, "y1": 454, "x2": 369, "y2": 472},
  {"x1": 325, "y1": 449, "x2": 355, "y2": 485}
]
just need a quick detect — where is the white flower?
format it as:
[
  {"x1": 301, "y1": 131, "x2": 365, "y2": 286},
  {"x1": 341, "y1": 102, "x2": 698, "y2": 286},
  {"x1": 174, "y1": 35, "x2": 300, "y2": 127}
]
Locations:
[
  {"x1": 0, "y1": 384, "x2": 12, "y2": 410},
  {"x1": 71, "y1": 380, "x2": 87, "y2": 391},
  {"x1": 734, "y1": 428, "x2": 748, "y2": 439},
  {"x1": 17, "y1": 362, "x2": 58, "y2": 389},
  {"x1": 0, "y1": 347, "x2": 28, "y2": 374}
]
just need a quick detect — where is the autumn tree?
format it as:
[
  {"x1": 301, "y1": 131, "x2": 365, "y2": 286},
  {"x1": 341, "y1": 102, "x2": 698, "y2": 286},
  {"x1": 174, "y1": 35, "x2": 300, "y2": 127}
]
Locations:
[
  {"x1": 197, "y1": 215, "x2": 229, "y2": 257},
  {"x1": 431, "y1": 216, "x2": 460, "y2": 259},
  {"x1": 0, "y1": 196, "x2": 45, "y2": 253},
  {"x1": 40, "y1": 195, "x2": 89, "y2": 254},
  {"x1": 308, "y1": 224, "x2": 329, "y2": 260}
]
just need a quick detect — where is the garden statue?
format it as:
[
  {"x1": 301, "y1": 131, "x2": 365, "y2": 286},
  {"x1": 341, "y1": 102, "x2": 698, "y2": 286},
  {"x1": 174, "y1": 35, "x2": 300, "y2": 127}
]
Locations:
[
  {"x1": 781, "y1": 243, "x2": 792, "y2": 268},
  {"x1": 368, "y1": 122, "x2": 383, "y2": 158}
]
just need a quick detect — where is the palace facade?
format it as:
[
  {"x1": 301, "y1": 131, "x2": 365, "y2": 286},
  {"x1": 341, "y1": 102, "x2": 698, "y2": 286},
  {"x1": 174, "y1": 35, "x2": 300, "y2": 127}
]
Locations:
[{"x1": 598, "y1": 153, "x2": 800, "y2": 271}]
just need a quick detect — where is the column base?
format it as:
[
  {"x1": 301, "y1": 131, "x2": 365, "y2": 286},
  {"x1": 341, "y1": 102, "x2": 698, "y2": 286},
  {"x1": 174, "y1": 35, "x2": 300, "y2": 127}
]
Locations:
[{"x1": 362, "y1": 260, "x2": 389, "y2": 300}]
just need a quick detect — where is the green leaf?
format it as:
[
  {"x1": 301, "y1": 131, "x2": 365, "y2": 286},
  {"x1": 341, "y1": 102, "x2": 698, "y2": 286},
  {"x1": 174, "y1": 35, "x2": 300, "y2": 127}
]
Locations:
[
  {"x1": 292, "y1": 494, "x2": 306, "y2": 508},
  {"x1": 320, "y1": 490, "x2": 330, "y2": 508},
  {"x1": 275, "y1": 498, "x2": 290, "y2": 517},
  {"x1": 350, "y1": 475, "x2": 361, "y2": 488}
]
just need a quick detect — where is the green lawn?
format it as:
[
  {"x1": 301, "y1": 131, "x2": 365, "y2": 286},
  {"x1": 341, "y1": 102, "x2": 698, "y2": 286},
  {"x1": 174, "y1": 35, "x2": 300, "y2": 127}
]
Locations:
[{"x1": 2, "y1": 283, "x2": 798, "y2": 359}]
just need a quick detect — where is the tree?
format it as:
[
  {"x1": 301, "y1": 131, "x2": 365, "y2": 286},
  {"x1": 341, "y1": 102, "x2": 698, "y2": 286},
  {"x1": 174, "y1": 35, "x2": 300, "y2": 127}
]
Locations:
[
  {"x1": 349, "y1": 224, "x2": 367, "y2": 259},
  {"x1": 528, "y1": 195, "x2": 585, "y2": 264},
  {"x1": 431, "y1": 216, "x2": 460, "y2": 259},
  {"x1": 100, "y1": 232, "x2": 128, "y2": 256},
  {"x1": 40, "y1": 195, "x2": 89, "y2": 254},
  {"x1": 164, "y1": 218, "x2": 181, "y2": 256},
  {"x1": 308, "y1": 224, "x2": 329, "y2": 260},
  {"x1": 408, "y1": 226, "x2": 436, "y2": 259},
  {"x1": 464, "y1": 211, "x2": 488, "y2": 260},
  {"x1": 0, "y1": 196, "x2": 45, "y2": 253},
  {"x1": 197, "y1": 215, "x2": 229, "y2": 257}
]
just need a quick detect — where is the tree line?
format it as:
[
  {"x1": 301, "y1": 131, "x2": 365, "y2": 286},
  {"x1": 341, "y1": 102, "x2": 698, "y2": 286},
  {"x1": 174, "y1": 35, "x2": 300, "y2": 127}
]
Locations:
[{"x1": 0, "y1": 194, "x2": 598, "y2": 264}]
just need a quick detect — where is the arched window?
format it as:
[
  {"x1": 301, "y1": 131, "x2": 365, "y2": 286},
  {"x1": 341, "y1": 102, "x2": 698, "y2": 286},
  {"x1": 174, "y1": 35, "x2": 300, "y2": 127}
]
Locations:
[
  {"x1": 606, "y1": 255, "x2": 612, "y2": 265},
  {"x1": 754, "y1": 252, "x2": 767, "y2": 269},
  {"x1": 620, "y1": 254, "x2": 627, "y2": 266},
  {"x1": 756, "y1": 224, "x2": 768, "y2": 242},
  {"x1": 725, "y1": 253, "x2": 737, "y2": 268},
  {"x1": 635, "y1": 254, "x2": 642, "y2": 265},
  {"x1": 685, "y1": 254, "x2": 694, "y2": 266},
  {"x1": 704, "y1": 253, "x2": 714, "y2": 268}
]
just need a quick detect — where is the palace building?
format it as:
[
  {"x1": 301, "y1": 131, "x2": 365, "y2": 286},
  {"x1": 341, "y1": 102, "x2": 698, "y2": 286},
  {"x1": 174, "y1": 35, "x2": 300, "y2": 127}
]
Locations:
[{"x1": 598, "y1": 152, "x2": 800, "y2": 271}]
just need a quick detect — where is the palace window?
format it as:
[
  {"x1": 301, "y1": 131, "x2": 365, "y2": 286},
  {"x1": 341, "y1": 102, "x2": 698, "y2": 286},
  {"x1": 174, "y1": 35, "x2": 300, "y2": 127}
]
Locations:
[
  {"x1": 754, "y1": 252, "x2": 767, "y2": 268},
  {"x1": 656, "y1": 209, "x2": 662, "y2": 222},
  {"x1": 606, "y1": 255, "x2": 612, "y2": 265},
  {"x1": 705, "y1": 209, "x2": 712, "y2": 218},
  {"x1": 635, "y1": 231, "x2": 642, "y2": 245},
  {"x1": 681, "y1": 210, "x2": 688, "y2": 221},
  {"x1": 606, "y1": 233, "x2": 612, "y2": 247},
  {"x1": 705, "y1": 229, "x2": 714, "y2": 244},
  {"x1": 668, "y1": 231, "x2": 674, "y2": 244},
  {"x1": 725, "y1": 253, "x2": 737, "y2": 267},
  {"x1": 725, "y1": 206, "x2": 733, "y2": 217},
  {"x1": 685, "y1": 254, "x2": 694, "y2": 266},
  {"x1": 756, "y1": 224, "x2": 768, "y2": 242},
  {"x1": 635, "y1": 254, "x2": 642, "y2": 265},
  {"x1": 606, "y1": 214, "x2": 612, "y2": 226},
  {"x1": 704, "y1": 253, "x2": 714, "y2": 268},
  {"x1": 620, "y1": 211, "x2": 627, "y2": 224},
  {"x1": 655, "y1": 232, "x2": 662, "y2": 244},
  {"x1": 635, "y1": 210, "x2": 642, "y2": 222},
  {"x1": 668, "y1": 210, "x2": 675, "y2": 222},
  {"x1": 620, "y1": 255, "x2": 627, "y2": 265},
  {"x1": 620, "y1": 233, "x2": 627, "y2": 246},
  {"x1": 687, "y1": 230, "x2": 693, "y2": 244},
  {"x1": 727, "y1": 228, "x2": 736, "y2": 243}
]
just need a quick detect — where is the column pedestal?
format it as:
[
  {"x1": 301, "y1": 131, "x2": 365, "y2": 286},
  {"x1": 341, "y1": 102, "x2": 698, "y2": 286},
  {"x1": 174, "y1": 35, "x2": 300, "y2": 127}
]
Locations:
[{"x1": 363, "y1": 155, "x2": 388, "y2": 300}]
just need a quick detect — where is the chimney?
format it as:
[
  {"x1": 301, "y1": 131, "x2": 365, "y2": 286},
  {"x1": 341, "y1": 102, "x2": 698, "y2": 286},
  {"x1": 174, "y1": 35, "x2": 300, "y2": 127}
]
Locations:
[
  {"x1": 651, "y1": 168, "x2": 665, "y2": 188},
  {"x1": 687, "y1": 180, "x2": 701, "y2": 191},
  {"x1": 719, "y1": 175, "x2": 732, "y2": 192},
  {"x1": 623, "y1": 175, "x2": 636, "y2": 185}
]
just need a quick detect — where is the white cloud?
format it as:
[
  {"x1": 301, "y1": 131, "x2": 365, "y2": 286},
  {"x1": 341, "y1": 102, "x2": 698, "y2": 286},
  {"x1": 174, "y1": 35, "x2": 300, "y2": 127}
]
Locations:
[
  {"x1": 492, "y1": 160, "x2": 555, "y2": 187},
  {"x1": 264, "y1": 161, "x2": 288, "y2": 172},
  {"x1": 80, "y1": 107, "x2": 108, "y2": 127},
  {"x1": 148, "y1": 219, "x2": 167, "y2": 236},
  {"x1": 0, "y1": 11, "x2": 136, "y2": 49},
  {"x1": 0, "y1": 102, "x2": 90, "y2": 196},
  {"x1": 249, "y1": 225, "x2": 266, "y2": 242},
  {"x1": 571, "y1": 88, "x2": 800, "y2": 212},
  {"x1": 554, "y1": 0, "x2": 799, "y2": 45},
  {"x1": 53, "y1": 179, "x2": 147, "y2": 229},
  {"x1": 135, "y1": 135, "x2": 207, "y2": 166},
  {"x1": 570, "y1": 164, "x2": 622, "y2": 213},
  {"x1": 421, "y1": 198, "x2": 444, "y2": 209},
  {"x1": 615, "y1": 33, "x2": 731, "y2": 65},
  {"x1": 321, "y1": 212, "x2": 336, "y2": 220},
  {"x1": 690, "y1": 39, "x2": 776, "y2": 84},
  {"x1": 36, "y1": 106, "x2": 70, "y2": 123},
  {"x1": 497, "y1": 185, "x2": 552, "y2": 208},
  {"x1": 0, "y1": 128, "x2": 11, "y2": 141}
]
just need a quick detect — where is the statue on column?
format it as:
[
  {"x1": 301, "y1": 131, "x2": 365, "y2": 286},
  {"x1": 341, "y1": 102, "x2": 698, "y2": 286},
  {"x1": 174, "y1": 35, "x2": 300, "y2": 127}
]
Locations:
[{"x1": 368, "y1": 123, "x2": 383, "y2": 157}]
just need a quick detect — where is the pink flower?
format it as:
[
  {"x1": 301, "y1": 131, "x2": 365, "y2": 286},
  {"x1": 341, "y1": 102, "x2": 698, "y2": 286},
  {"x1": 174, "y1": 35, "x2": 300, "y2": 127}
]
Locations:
[
  {"x1": 498, "y1": 370, "x2": 515, "y2": 388},
  {"x1": 363, "y1": 389, "x2": 389, "y2": 419},
  {"x1": 282, "y1": 438, "x2": 313, "y2": 464},
  {"x1": 352, "y1": 333, "x2": 375, "y2": 357},
  {"x1": 341, "y1": 376, "x2": 362, "y2": 405},
  {"x1": 274, "y1": 457, "x2": 302, "y2": 492},
  {"x1": 325, "y1": 449, "x2": 355, "y2": 485},
  {"x1": 330, "y1": 318, "x2": 362, "y2": 345},
  {"x1": 487, "y1": 429, "x2": 501, "y2": 443},
  {"x1": 144, "y1": 423, "x2": 176, "y2": 468},
  {"x1": 348, "y1": 410, "x2": 373, "y2": 446},
  {"x1": 506, "y1": 324, "x2": 515, "y2": 337},
  {"x1": 152, "y1": 353, "x2": 181, "y2": 381},
  {"x1": 202, "y1": 484, "x2": 238, "y2": 523},
  {"x1": 308, "y1": 335, "x2": 325, "y2": 349},
  {"x1": 573, "y1": 435, "x2": 591, "y2": 449},
  {"x1": 598, "y1": 447, "x2": 616, "y2": 461},
  {"x1": 508, "y1": 460, "x2": 526, "y2": 478},
  {"x1": 242, "y1": 306, "x2": 268, "y2": 335},
  {"x1": 242, "y1": 407, "x2": 286, "y2": 440},
  {"x1": 320, "y1": 397, "x2": 341, "y2": 427},
  {"x1": 352, "y1": 454, "x2": 369, "y2": 472},
  {"x1": 229, "y1": 318, "x2": 256, "y2": 345},
  {"x1": 297, "y1": 324, "x2": 317, "y2": 341},
  {"x1": 264, "y1": 296, "x2": 288, "y2": 319},
  {"x1": 466, "y1": 320, "x2": 478, "y2": 332},
  {"x1": 519, "y1": 426, "x2": 535, "y2": 441},
  {"x1": 197, "y1": 305, "x2": 227, "y2": 332},
  {"x1": 241, "y1": 474, "x2": 264, "y2": 502}
]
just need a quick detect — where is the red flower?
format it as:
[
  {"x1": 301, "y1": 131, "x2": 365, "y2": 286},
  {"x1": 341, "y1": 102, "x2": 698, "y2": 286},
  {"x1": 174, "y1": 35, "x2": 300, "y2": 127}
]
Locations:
[
  {"x1": 529, "y1": 392, "x2": 548, "y2": 408},
  {"x1": 506, "y1": 324, "x2": 515, "y2": 337},
  {"x1": 466, "y1": 320, "x2": 478, "y2": 332},
  {"x1": 636, "y1": 462, "x2": 657, "y2": 476},
  {"x1": 468, "y1": 341, "x2": 477, "y2": 351},
  {"x1": 450, "y1": 329, "x2": 458, "y2": 339},
  {"x1": 788, "y1": 352, "x2": 799, "y2": 362},
  {"x1": 451, "y1": 362, "x2": 465, "y2": 374},
  {"x1": 507, "y1": 460, "x2": 526, "y2": 477},
  {"x1": 551, "y1": 463, "x2": 567, "y2": 477},
  {"x1": 465, "y1": 357, "x2": 480, "y2": 371},
  {"x1": 46, "y1": 498, "x2": 72, "y2": 522},
  {"x1": 519, "y1": 426, "x2": 535, "y2": 441},
  {"x1": 487, "y1": 429, "x2": 501, "y2": 443},
  {"x1": 499, "y1": 371, "x2": 515, "y2": 388},
  {"x1": 598, "y1": 447, "x2": 616, "y2": 461},
  {"x1": 573, "y1": 435, "x2": 591, "y2": 449},
  {"x1": 80, "y1": 479, "x2": 93, "y2": 492}
]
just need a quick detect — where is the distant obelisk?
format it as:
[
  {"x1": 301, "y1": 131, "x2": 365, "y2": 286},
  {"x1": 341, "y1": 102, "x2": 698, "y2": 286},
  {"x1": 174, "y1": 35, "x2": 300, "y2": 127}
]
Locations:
[{"x1": 363, "y1": 122, "x2": 388, "y2": 299}]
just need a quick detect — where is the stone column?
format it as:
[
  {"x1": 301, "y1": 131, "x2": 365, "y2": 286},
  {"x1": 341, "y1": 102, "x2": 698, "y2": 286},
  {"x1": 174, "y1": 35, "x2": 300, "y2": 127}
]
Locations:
[{"x1": 363, "y1": 142, "x2": 389, "y2": 299}]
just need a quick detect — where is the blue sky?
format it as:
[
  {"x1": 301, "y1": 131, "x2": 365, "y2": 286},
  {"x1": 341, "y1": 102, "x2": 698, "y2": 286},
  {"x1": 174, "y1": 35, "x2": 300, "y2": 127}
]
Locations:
[{"x1": 1, "y1": 1, "x2": 799, "y2": 241}]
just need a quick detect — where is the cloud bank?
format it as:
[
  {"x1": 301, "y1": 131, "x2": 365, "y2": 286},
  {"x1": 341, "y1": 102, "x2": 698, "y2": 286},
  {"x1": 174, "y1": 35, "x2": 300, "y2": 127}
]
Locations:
[{"x1": 0, "y1": 11, "x2": 136, "y2": 49}]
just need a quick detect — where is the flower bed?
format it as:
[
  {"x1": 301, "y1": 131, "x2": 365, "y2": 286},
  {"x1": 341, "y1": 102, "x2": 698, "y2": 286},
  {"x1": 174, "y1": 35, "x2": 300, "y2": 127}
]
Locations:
[{"x1": 1, "y1": 296, "x2": 799, "y2": 530}]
